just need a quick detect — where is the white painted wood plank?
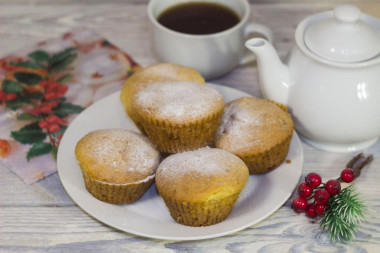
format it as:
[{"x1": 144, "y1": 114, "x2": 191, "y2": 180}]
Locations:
[
  {"x1": 1, "y1": 206, "x2": 380, "y2": 252},
  {"x1": 1, "y1": 0, "x2": 380, "y2": 251}
]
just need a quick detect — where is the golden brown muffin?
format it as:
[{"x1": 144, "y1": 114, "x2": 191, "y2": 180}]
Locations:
[
  {"x1": 213, "y1": 97, "x2": 293, "y2": 174},
  {"x1": 155, "y1": 148, "x2": 249, "y2": 226},
  {"x1": 75, "y1": 129, "x2": 160, "y2": 204},
  {"x1": 130, "y1": 81, "x2": 224, "y2": 153},
  {"x1": 120, "y1": 63, "x2": 205, "y2": 119}
]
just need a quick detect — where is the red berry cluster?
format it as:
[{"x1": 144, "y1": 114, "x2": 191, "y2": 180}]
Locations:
[
  {"x1": 29, "y1": 101, "x2": 59, "y2": 115},
  {"x1": 39, "y1": 80, "x2": 68, "y2": 100},
  {"x1": 0, "y1": 90, "x2": 17, "y2": 102},
  {"x1": 292, "y1": 169, "x2": 357, "y2": 218},
  {"x1": 38, "y1": 115, "x2": 66, "y2": 133},
  {"x1": 26, "y1": 80, "x2": 69, "y2": 134}
]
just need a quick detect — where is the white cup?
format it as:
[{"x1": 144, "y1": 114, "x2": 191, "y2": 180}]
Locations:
[{"x1": 148, "y1": 0, "x2": 273, "y2": 80}]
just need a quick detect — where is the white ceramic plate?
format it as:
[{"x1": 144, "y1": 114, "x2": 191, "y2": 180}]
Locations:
[{"x1": 57, "y1": 83, "x2": 303, "y2": 241}]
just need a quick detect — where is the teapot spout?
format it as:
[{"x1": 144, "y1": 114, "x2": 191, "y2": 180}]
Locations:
[{"x1": 245, "y1": 38, "x2": 290, "y2": 105}]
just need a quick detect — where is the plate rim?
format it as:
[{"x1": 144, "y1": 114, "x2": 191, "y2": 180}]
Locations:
[{"x1": 57, "y1": 83, "x2": 303, "y2": 241}]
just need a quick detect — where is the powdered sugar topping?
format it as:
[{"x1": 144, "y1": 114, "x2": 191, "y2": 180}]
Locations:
[
  {"x1": 214, "y1": 97, "x2": 293, "y2": 153},
  {"x1": 134, "y1": 82, "x2": 224, "y2": 121},
  {"x1": 77, "y1": 129, "x2": 160, "y2": 183},
  {"x1": 157, "y1": 147, "x2": 246, "y2": 179}
]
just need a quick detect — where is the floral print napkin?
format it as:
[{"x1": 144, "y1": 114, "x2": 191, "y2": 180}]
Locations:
[{"x1": 0, "y1": 28, "x2": 139, "y2": 184}]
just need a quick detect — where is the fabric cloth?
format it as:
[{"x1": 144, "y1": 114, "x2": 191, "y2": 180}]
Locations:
[{"x1": 0, "y1": 28, "x2": 139, "y2": 184}]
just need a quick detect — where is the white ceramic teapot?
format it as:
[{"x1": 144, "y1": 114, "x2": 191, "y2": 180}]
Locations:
[{"x1": 245, "y1": 4, "x2": 380, "y2": 152}]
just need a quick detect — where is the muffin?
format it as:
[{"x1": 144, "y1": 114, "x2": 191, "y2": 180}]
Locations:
[
  {"x1": 213, "y1": 97, "x2": 293, "y2": 174},
  {"x1": 130, "y1": 81, "x2": 224, "y2": 153},
  {"x1": 120, "y1": 63, "x2": 205, "y2": 119},
  {"x1": 155, "y1": 148, "x2": 249, "y2": 226},
  {"x1": 75, "y1": 129, "x2": 160, "y2": 204}
]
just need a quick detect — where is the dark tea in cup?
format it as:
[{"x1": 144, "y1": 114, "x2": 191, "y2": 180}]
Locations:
[
  {"x1": 157, "y1": 2, "x2": 240, "y2": 35},
  {"x1": 148, "y1": 0, "x2": 273, "y2": 79}
]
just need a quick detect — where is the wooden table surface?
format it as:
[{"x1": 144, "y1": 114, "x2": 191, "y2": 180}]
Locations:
[{"x1": 1, "y1": 0, "x2": 380, "y2": 252}]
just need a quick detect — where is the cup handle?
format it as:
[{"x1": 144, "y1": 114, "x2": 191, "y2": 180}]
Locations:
[{"x1": 239, "y1": 23, "x2": 273, "y2": 65}]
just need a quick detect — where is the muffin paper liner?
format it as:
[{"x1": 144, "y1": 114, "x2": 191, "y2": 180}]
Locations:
[
  {"x1": 240, "y1": 133, "x2": 293, "y2": 174},
  {"x1": 133, "y1": 110, "x2": 223, "y2": 153},
  {"x1": 239, "y1": 101, "x2": 293, "y2": 174},
  {"x1": 160, "y1": 193, "x2": 241, "y2": 227},
  {"x1": 82, "y1": 170, "x2": 154, "y2": 204}
]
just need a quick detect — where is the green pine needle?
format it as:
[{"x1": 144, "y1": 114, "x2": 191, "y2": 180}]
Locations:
[{"x1": 320, "y1": 185, "x2": 366, "y2": 243}]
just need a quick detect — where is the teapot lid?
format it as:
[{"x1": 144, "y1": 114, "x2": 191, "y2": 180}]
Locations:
[{"x1": 304, "y1": 4, "x2": 380, "y2": 63}]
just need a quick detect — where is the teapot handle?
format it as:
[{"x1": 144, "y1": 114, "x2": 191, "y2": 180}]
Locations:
[{"x1": 239, "y1": 23, "x2": 274, "y2": 65}]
